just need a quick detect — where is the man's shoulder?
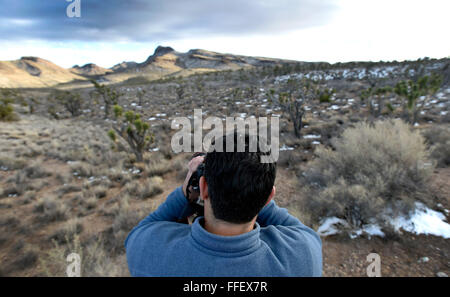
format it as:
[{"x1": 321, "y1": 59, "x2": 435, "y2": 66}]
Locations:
[
  {"x1": 259, "y1": 224, "x2": 322, "y2": 271},
  {"x1": 126, "y1": 220, "x2": 191, "y2": 250},
  {"x1": 257, "y1": 223, "x2": 322, "y2": 275},
  {"x1": 260, "y1": 222, "x2": 321, "y2": 244}
]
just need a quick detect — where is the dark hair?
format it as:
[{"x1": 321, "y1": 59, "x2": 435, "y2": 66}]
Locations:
[{"x1": 204, "y1": 131, "x2": 277, "y2": 223}]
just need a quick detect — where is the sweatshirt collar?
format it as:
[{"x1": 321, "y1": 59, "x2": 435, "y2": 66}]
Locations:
[{"x1": 190, "y1": 217, "x2": 261, "y2": 256}]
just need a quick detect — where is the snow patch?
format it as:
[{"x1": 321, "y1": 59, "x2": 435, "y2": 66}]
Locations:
[
  {"x1": 317, "y1": 217, "x2": 348, "y2": 236},
  {"x1": 389, "y1": 202, "x2": 450, "y2": 239},
  {"x1": 279, "y1": 144, "x2": 294, "y2": 151},
  {"x1": 303, "y1": 134, "x2": 321, "y2": 139}
]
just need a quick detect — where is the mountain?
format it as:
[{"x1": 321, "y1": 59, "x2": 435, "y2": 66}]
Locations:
[
  {"x1": 125, "y1": 45, "x2": 290, "y2": 73},
  {"x1": 0, "y1": 57, "x2": 87, "y2": 88},
  {"x1": 100, "y1": 45, "x2": 292, "y2": 85},
  {"x1": 111, "y1": 61, "x2": 139, "y2": 72},
  {"x1": 70, "y1": 63, "x2": 112, "y2": 76},
  {"x1": 0, "y1": 46, "x2": 292, "y2": 88}
]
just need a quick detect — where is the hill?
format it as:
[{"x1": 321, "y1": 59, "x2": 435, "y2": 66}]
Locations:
[
  {"x1": 0, "y1": 46, "x2": 293, "y2": 89},
  {"x1": 0, "y1": 57, "x2": 87, "y2": 88}
]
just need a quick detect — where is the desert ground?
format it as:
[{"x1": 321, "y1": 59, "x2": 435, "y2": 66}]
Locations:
[{"x1": 0, "y1": 57, "x2": 449, "y2": 276}]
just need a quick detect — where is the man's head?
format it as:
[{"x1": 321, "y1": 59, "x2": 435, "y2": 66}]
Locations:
[{"x1": 200, "y1": 132, "x2": 277, "y2": 224}]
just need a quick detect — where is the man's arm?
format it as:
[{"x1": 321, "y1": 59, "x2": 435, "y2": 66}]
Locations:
[
  {"x1": 138, "y1": 186, "x2": 193, "y2": 224},
  {"x1": 125, "y1": 156, "x2": 204, "y2": 248},
  {"x1": 124, "y1": 186, "x2": 193, "y2": 248},
  {"x1": 257, "y1": 200, "x2": 322, "y2": 276}
]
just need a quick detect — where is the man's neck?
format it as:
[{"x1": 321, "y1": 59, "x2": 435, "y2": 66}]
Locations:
[{"x1": 203, "y1": 217, "x2": 255, "y2": 237}]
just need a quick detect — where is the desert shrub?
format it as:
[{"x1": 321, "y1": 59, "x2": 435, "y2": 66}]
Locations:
[
  {"x1": 33, "y1": 196, "x2": 68, "y2": 223},
  {"x1": 81, "y1": 190, "x2": 98, "y2": 211},
  {"x1": 107, "y1": 168, "x2": 132, "y2": 186},
  {"x1": 106, "y1": 194, "x2": 156, "y2": 253},
  {"x1": 55, "y1": 172, "x2": 73, "y2": 184},
  {"x1": 40, "y1": 234, "x2": 129, "y2": 277},
  {"x1": 303, "y1": 119, "x2": 434, "y2": 228},
  {"x1": 57, "y1": 184, "x2": 82, "y2": 196},
  {"x1": 24, "y1": 162, "x2": 52, "y2": 179},
  {"x1": 92, "y1": 185, "x2": 108, "y2": 199},
  {"x1": 422, "y1": 125, "x2": 450, "y2": 167},
  {"x1": 48, "y1": 218, "x2": 84, "y2": 244},
  {"x1": 318, "y1": 88, "x2": 335, "y2": 103},
  {"x1": 18, "y1": 191, "x2": 36, "y2": 205},
  {"x1": 0, "y1": 235, "x2": 7, "y2": 247},
  {"x1": 145, "y1": 157, "x2": 171, "y2": 177},
  {"x1": 0, "y1": 154, "x2": 27, "y2": 170},
  {"x1": 11, "y1": 239, "x2": 25, "y2": 253},
  {"x1": 3, "y1": 250, "x2": 38, "y2": 275},
  {"x1": 69, "y1": 161, "x2": 97, "y2": 178},
  {"x1": 277, "y1": 150, "x2": 307, "y2": 169},
  {"x1": 0, "y1": 100, "x2": 16, "y2": 121},
  {"x1": 2, "y1": 171, "x2": 30, "y2": 197},
  {"x1": 0, "y1": 89, "x2": 20, "y2": 121},
  {"x1": 125, "y1": 177, "x2": 163, "y2": 199},
  {"x1": 26, "y1": 179, "x2": 49, "y2": 192},
  {"x1": 0, "y1": 216, "x2": 19, "y2": 228}
]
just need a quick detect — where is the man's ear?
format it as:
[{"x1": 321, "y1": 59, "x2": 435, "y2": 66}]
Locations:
[
  {"x1": 199, "y1": 176, "x2": 209, "y2": 201},
  {"x1": 265, "y1": 186, "x2": 276, "y2": 206}
]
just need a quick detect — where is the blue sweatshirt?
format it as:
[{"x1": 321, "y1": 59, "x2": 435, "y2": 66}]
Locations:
[{"x1": 125, "y1": 186, "x2": 322, "y2": 277}]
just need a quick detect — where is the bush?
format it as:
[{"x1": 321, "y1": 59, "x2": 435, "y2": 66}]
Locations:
[
  {"x1": 106, "y1": 194, "x2": 156, "y2": 253},
  {"x1": 0, "y1": 154, "x2": 27, "y2": 170},
  {"x1": 48, "y1": 218, "x2": 84, "y2": 244},
  {"x1": 0, "y1": 102, "x2": 17, "y2": 121},
  {"x1": 303, "y1": 119, "x2": 434, "y2": 228},
  {"x1": 40, "y1": 234, "x2": 129, "y2": 277},
  {"x1": 24, "y1": 162, "x2": 52, "y2": 179},
  {"x1": 33, "y1": 196, "x2": 68, "y2": 223},
  {"x1": 0, "y1": 89, "x2": 20, "y2": 121},
  {"x1": 7, "y1": 250, "x2": 38, "y2": 274},
  {"x1": 422, "y1": 125, "x2": 450, "y2": 168},
  {"x1": 145, "y1": 157, "x2": 171, "y2": 177},
  {"x1": 125, "y1": 177, "x2": 163, "y2": 199}
]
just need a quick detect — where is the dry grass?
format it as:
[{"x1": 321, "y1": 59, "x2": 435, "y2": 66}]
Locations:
[
  {"x1": 105, "y1": 194, "x2": 156, "y2": 254},
  {"x1": 40, "y1": 234, "x2": 129, "y2": 277},
  {"x1": 0, "y1": 154, "x2": 27, "y2": 170},
  {"x1": 302, "y1": 119, "x2": 434, "y2": 228},
  {"x1": 33, "y1": 196, "x2": 68, "y2": 224},
  {"x1": 125, "y1": 176, "x2": 163, "y2": 200},
  {"x1": 48, "y1": 218, "x2": 84, "y2": 244},
  {"x1": 0, "y1": 249, "x2": 38, "y2": 276}
]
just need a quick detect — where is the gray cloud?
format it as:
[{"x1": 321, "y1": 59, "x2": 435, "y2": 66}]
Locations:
[{"x1": 0, "y1": 0, "x2": 337, "y2": 41}]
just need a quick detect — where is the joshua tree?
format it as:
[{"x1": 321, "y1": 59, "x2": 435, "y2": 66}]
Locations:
[
  {"x1": 360, "y1": 86, "x2": 392, "y2": 117},
  {"x1": 54, "y1": 90, "x2": 84, "y2": 117},
  {"x1": 268, "y1": 78, "x2": 317, "y2": 138},
  {"x1": 137, "y1": 89, "x2": 146, "y2": 107},
  {"x1": 91, "y1": 80, "x2": 121, "y2": 119},
  {"x1": 394, "y1": 74, "x2": 442, "y2": 124},
  {"x1": 175, "y1": 84, "x2": 184, "y2": 101},
  {"x1": 108, "y1": 105, "x2": 154, "y2": 162}
]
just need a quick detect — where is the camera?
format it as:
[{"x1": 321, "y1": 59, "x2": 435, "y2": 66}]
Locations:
[{"x1": 184, "y1": 153, "x2": 205, "y2": 218}]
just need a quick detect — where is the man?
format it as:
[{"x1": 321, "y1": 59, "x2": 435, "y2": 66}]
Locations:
[{"x1": 125, "y1": 132, "x2": 322, "y2": 276}]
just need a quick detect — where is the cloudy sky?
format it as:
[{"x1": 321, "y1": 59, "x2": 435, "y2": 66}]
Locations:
[{"x1": 0, "y1": 0, "x2": 448, "y2": 68}]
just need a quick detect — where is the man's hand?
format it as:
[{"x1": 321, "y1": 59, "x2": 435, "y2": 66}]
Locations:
[{"x1": 182, "y1": 155, "x2": 205, "y2": 199}]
